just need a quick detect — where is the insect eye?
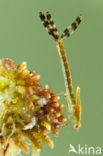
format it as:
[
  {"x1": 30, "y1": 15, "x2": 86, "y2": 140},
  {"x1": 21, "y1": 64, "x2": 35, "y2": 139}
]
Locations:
[
  {"x1": 74, "y1": 123, "x2": 81, "y2": 130},
  {"x1": 75, "y1": 125, "x2": 79, "y2": 129}
]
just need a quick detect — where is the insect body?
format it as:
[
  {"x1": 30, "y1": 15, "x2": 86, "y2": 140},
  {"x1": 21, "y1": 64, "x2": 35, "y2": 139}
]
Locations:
[{"x1": 39, "y1": 12, "x2": 82, "y2": 130}]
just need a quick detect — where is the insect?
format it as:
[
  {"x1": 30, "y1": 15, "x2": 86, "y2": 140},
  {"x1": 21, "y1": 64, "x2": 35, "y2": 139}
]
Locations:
[
  {"x1": 0, "y1": 12, "x2": 82, "y2": 156},
  {"x1": 39, "y1": 11, "x2": 82, "y2": 130}
]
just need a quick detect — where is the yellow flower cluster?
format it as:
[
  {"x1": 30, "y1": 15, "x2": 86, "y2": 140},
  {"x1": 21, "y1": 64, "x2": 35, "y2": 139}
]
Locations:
[{"x1": 0, "y1": 58, "x2": 66, "y2": 156}]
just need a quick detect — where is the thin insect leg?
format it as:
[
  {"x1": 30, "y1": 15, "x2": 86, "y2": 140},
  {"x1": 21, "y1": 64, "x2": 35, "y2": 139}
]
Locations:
[
  {"x1": 62, "y1": 120, "x2": 74, "y2": 127},
  {"x1": 50, "y1": 89, "x2": 65, "y2": 95},
  {"x1": 64, "y1": 92, "x2": 73, "y2": 113},
  {"x1": 51, "y1": 90, "x2": 73, "y2": 113},
  {"x1": 61, "y1": 15, "x2": 82, "y2": 40}
]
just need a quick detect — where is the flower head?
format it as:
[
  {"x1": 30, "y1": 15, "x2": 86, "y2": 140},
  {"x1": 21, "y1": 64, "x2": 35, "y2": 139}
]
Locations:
[{"x1": 0, "y1": 58, "x2": 66, "y2": 155}]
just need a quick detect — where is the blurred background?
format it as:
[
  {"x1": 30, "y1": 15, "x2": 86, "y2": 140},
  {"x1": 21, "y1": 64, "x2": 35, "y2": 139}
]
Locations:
[{"x1": 0, "y1": 0, "x2": 103, "y2": 156}]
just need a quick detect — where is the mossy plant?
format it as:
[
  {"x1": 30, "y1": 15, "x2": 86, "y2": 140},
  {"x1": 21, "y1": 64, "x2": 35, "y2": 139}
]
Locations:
[{"x1": 0, "y1": 58, "x2": 66, "y2": 155}]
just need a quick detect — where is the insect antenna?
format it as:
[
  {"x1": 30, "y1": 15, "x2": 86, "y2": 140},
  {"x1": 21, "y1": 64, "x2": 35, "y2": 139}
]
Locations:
[
  {"x1": 61, "y1": 15, "x2": 82, "y2": 40},
  {"x1": 39, "y1": 12, "x2": 50, "y2": 32},
  {"x1": 39, "y1": 12, "x2": 59, "y2": 40},
  {"x1": 46, "y1": 12, "x2": 59, "y2": 40}
]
